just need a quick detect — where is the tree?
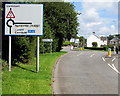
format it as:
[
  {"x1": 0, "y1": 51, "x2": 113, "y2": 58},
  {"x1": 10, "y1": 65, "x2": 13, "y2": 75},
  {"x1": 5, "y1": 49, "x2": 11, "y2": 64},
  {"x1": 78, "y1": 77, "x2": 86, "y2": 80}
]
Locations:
[
  {"x1": 44, "y1": 2, "x2": 78, "y2": 51},
  {"x1": 92, "y1": 42, "x2": 98, "y2": 47},
  {"x1": 107, "y1": 35, "x2": 114, "y2": 40}
]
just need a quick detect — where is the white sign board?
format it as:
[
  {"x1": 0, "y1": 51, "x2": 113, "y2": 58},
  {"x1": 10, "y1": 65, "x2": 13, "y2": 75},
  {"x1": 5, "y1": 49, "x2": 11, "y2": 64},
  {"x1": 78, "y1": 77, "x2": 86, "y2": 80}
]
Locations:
[
  {"x1": 42, "y1": 39, "x2": 53, "y2": 42},
  {"x1": 5, "y1": 4, "x2": 43, "y2": 35}
]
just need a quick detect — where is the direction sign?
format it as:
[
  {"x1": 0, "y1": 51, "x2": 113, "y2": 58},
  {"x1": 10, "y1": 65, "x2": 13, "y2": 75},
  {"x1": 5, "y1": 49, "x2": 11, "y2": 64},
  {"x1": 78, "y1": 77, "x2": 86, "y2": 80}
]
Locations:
[
  {"x1": 42, "y1": 39, "x2": 53, "y2": 42},
  {"x1": 5, "y1": 4, "x2": 43, "y2": 35}
]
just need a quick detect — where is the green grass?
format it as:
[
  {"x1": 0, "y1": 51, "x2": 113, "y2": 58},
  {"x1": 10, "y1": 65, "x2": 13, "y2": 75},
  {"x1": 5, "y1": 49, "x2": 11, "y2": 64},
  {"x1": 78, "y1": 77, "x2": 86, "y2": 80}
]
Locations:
[{"x1": 2, "y1": 51, "x2": 67, "y2": 94}]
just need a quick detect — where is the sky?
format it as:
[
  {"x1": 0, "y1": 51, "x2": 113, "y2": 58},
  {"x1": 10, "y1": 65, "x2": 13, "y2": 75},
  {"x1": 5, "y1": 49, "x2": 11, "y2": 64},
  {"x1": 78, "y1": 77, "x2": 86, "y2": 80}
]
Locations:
[{"x1": 65, "y1": 0, "x2": 119, "y2": 38}]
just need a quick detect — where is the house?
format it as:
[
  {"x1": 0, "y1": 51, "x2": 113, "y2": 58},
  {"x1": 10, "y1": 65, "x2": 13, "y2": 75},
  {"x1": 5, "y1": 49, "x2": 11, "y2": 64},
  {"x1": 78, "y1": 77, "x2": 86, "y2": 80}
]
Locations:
[
  {"x1": 110, "y1": 37, "x2": 120, "y2": 45},
  {"x1": 87, "y1": 32, "x2": 107, "y2": 47}
]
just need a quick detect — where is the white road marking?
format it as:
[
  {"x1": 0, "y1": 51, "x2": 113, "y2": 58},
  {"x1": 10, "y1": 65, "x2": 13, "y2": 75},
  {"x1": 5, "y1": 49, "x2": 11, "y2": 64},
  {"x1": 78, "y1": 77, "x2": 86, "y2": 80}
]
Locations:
[
  {"x1": 112, "y1": 64, "x2": 116, "y2": 69},
  {"x1": 108, "y1": 63, "x2": 120, "y2": 74},
  {"x1": 102, "y1": 57, "x2": 105, "y2": 62},
  {"x1": 90, "y1": 54, "x2": 95, "y2": 57},
  {"x1": 108, "y1": 63, "x2": 114, "y2": 69},
  {"x1": 77, "y1": 53, "x2": 83, "y2": 56},
  {"x1": 112, "y1": 58, "x2": 116, "y2": 62}
]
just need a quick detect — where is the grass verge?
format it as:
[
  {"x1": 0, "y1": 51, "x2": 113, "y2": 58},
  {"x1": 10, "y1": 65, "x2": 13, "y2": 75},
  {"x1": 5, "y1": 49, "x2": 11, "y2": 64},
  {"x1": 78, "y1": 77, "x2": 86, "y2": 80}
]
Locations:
[{"x1": 2, "y1": 51, "x2": 67, "y2": 94}]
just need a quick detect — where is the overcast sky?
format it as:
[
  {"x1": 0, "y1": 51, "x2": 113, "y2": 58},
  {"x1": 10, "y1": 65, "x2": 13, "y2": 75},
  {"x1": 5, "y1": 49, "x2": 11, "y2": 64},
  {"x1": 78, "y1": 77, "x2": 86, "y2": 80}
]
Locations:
[{"x1": 65, "y1": 0, "x2": 119, "y2": 38}]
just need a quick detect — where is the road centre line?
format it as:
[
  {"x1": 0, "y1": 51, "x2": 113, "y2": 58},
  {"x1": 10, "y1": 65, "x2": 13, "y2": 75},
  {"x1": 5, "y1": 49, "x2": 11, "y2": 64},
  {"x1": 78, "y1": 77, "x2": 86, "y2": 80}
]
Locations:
[
  {"x1": 112, "y1": 64, "x2": 116, "y2": 69},
  {"x1": 102, "y1": 57, "x2": 106, "y2": 62},
  {"x1": 108, "y1": 63, "x2": 120, "y2": 74},
  {"x1": 112, "y1": 58, "x2": 116, "y2": 62},
  {"x1": 90, "y1": 54, "x2": 95, "y2": 57},
  {"x1": 77, "y1": 52, "x2": 83, "y2": 56}
]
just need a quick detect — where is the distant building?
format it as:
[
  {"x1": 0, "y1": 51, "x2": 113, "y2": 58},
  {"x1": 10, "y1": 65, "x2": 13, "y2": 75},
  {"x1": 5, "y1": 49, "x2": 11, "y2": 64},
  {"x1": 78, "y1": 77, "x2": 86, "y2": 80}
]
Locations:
[
  {"x1": 87, "y1": 32, "x2": 107, "y2": 47},
  {"x1": 70, "y1": 38, "x2": 79, "y2": 44},
  {"x1": 110, "y1": 37, "x2": 120, "y2": 45}
]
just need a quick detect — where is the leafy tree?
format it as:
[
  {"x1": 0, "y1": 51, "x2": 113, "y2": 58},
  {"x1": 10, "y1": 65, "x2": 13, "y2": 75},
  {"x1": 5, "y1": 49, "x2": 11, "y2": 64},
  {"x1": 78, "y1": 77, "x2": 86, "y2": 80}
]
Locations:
[
  {"x1": 115, "y1": 34, "x2": 120, "y2": 39},
  {"x1": 44, "y1": 2, "x2": 78, "y2": 51},
  {"x1": 107, "y1": 35, "x2": 114, "y2": 40},
  {"x1": 75, "y1": 36, "x2": 86, "y2": 47}
]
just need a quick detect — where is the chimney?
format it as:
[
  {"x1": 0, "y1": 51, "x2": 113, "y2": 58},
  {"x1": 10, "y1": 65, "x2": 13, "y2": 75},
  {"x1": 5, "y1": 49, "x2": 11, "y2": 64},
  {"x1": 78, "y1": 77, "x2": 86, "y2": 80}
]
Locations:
[{"x1": 93, "y1": 32, "x2": 95, "y2": 35}]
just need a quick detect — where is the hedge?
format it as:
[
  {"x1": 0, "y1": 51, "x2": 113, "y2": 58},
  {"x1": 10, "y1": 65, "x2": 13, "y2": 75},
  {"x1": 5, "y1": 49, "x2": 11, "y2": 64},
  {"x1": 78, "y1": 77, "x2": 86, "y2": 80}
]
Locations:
[
  {"x1": 63, "y1": 41, "x2": 72, "y2": 46},
  {"x1": 84, "y1": 47, "x2": 105, "y2": 50}
]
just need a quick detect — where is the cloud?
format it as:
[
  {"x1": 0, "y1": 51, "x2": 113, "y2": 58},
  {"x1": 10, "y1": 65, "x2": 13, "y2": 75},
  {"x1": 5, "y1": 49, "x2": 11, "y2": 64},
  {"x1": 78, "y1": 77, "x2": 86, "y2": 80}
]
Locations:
[
  {"x1": 99, "y1": 25, "x2": 118, "y2": 35},
  {"x1": 82, "y1": 0, "x2": 119, "y2": 2},
  {"x1": 82, "y1": 8, "x2": 100, "y2": 22},
  {"x1": 86, "y1": 22, "x2": 102, "y2": 27},
  {"x1": 65, "y1": 0, "x2": 119, "y2": 2},
  {"x1": 76, "y1": 1, "x2": 118, "y2": 38}
]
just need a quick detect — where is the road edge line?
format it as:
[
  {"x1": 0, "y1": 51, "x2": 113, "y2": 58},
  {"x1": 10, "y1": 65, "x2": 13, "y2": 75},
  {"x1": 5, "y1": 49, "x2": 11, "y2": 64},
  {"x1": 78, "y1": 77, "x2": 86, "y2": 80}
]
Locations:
[{"x1": 52, "y1": 52, "x2": 69, "y2": 94}]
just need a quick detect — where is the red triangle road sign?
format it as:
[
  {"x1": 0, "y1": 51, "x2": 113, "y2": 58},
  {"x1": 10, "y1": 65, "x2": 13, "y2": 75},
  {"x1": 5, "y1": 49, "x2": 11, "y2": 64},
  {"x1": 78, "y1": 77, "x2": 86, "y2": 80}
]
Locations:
[{"x1": 6, "y1": 8, "x2": 15, "y2": 18}]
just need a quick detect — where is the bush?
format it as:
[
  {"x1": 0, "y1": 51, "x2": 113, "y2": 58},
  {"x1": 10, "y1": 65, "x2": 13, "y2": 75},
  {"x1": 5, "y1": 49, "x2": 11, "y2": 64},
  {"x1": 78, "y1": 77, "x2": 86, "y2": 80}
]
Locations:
[
  {"x1": 63, "y1": 41, "x2": 72, "y2": 46},
  {"x1": 92, "y1": 42, "x2": 98, "y2": 47},
  {"x1": 0, "y1": 59, "x2": 8, "y2": 70},
  {"x1": 84, "y1": 47, "x2": 104, "y2": 50},
  {"x1": 102, "y1": 44, "x2": 114, "y2": 51},
  {"x1": 2, "y1": 36, "x2": 37, "y2": 65}
]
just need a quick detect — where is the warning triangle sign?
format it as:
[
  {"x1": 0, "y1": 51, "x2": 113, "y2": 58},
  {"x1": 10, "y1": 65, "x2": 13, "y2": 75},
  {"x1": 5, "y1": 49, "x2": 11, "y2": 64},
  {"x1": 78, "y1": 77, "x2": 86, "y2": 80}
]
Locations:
[{"x1": 6, "y1": 8, "x2": 15, "y2": 18}]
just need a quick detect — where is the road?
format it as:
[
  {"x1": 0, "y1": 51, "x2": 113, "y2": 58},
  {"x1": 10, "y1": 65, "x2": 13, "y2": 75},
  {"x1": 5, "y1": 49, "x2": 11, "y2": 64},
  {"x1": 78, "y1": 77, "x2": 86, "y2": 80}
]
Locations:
[{"x1": 53, "y1": 46, "x2": 118, "y2": 94}]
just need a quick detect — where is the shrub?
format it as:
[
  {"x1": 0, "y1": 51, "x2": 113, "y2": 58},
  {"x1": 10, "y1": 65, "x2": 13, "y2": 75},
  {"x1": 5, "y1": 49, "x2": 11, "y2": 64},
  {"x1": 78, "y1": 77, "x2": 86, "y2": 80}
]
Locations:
[
  {"x1": 63, "y1": 41, "x2": 72, "y2": 46},
  {"x1": 84, "y1": 47, "x2": 104, "y2": 50},
  {"x1": 0, "y1": 59, "x2": 8, "y2": 70},
  {"x1": 92, "y1": 42, "x2": 98, "y2": 47},
  {"x1": 102, "y1": 44, "x2": 114, "y2": 51}
]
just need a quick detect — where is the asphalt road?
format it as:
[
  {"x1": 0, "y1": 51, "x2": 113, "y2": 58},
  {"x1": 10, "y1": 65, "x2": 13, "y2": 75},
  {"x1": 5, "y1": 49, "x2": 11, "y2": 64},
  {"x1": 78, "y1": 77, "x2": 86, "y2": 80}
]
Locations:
[{"x1": 53, "y1": 46, "x2": 118, "y2": 94}]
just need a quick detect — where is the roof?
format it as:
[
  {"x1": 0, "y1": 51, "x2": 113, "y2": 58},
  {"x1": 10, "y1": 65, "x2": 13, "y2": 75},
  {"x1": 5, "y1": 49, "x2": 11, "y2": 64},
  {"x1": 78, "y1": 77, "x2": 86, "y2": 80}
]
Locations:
[
  {"x1": 93, "y1": 34, "x2": 100, "y2": 39},
  {"x1": 88, "y1": 32, "x2": 107, "y2": 41},
  {"x1": 110, "y1": 37, "x2": 120, "y2": 41},
  {"x1": 100, "y1": 37, "x2": 107, "y2": 41}
]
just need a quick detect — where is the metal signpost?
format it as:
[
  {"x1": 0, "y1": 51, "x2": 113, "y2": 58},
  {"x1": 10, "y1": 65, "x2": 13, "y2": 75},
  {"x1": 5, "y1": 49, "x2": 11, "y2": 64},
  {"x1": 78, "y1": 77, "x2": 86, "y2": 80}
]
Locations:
[
  {"x1": 9, "y1": 36, "x2": 11, "y2": 71},
  {"x1": 42, "y1": 39, "x2": 53, "y2": 54},
  {"x1": 5, "y1": 4, "x2": 43, "y2": 72},
  {"x1": 37, "y1": 36, "x2": 40, "y2": 72}
]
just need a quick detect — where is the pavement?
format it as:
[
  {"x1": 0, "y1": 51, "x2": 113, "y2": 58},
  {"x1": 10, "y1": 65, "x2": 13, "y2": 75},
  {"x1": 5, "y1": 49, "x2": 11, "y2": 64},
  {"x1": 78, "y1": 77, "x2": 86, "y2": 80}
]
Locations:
[{"x1": 53, "y1": 46, "x2": 119, "y2": 94}]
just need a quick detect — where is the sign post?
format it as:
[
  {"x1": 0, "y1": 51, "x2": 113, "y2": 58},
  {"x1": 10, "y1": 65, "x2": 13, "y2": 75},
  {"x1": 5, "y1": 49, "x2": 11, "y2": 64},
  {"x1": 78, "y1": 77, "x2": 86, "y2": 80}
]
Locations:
[
  {"x1": 9, "y1": 36, "x2": 11, "y2": 71},
  {"x1": 42, "y1": 42, "x2": 44, "y2": 54},
  {"x1": 5, "y1": 4, "x2": 43, "y2": 72},
  {"x1": 51, "y1": 42, "x2": 52, "y2": 54},
  {"x1": 37, "y1": 36, "x2": 40, "y2": 72}
]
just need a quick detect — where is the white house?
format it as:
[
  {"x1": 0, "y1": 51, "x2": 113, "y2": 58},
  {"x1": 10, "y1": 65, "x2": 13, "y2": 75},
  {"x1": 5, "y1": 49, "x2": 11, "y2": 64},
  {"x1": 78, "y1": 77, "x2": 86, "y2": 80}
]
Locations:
[
  {"x1": 110, "y1": 37, "x2": 120, "y2": 45},
  {"x1": 87, "y1": 32, "x2": 107, "y2": 47}
]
